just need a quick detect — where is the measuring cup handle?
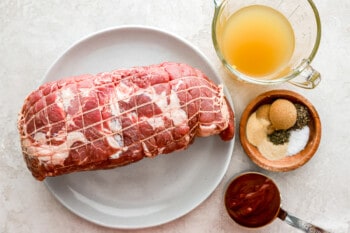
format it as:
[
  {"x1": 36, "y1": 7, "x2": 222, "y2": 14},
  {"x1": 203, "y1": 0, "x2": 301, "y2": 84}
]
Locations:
[
  {"x1": 213, "y1": 0, "x2": 223, "y2": 7},
  {"x1": 289, "y1": 60, "x2": 321, "y2": 89},
  {"x1": 278, "y1": 208, "x2": 332, "y2": 233}
]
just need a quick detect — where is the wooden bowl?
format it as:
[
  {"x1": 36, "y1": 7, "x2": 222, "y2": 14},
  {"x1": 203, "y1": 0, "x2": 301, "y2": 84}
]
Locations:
[{"x1": 239, "y1": 90, "x2": 321, "y2": 172}]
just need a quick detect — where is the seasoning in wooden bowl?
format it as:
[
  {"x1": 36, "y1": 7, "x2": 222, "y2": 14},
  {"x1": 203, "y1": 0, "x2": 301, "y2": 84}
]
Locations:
[{"x1": 239, "y1": 90, "x2": 321, "y2": 172}]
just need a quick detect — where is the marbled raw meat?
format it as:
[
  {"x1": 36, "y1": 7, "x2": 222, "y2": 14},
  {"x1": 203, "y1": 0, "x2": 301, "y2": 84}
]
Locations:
[{"x1": 18, "y1": 62, "x2": 234, "y2": 180}]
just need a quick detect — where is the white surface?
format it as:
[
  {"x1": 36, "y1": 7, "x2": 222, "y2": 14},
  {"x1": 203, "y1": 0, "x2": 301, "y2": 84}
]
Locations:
[
  {"x1": 43, "y1": 26, "x2": 234, "y2": 229},
  {"x1": 1, "y1": 0, "x2": 350, "y2": 233}
]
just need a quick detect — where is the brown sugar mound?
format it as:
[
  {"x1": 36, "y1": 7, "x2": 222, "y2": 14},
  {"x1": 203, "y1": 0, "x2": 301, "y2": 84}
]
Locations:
[{"x1": 269, "y1": 99, "x2": 297, "y2": 130}]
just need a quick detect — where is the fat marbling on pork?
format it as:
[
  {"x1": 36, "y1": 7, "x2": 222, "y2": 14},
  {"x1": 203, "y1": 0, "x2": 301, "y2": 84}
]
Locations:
[{"x1": 18, "y1": 62, "x2": 235, "y2": 180}]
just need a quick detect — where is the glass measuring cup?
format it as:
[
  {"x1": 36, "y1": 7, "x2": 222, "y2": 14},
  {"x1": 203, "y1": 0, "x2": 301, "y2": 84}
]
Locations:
[
  {"x1": 212, "y1": 0, "x2": 322, "y2": 89},
  {"x1": 224, "y1": 172, "x2": 331, "y2": 232}
]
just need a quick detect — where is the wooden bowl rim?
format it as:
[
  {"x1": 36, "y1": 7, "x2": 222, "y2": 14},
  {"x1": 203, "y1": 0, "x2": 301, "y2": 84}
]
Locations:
[{"x1": 239, "y1": 89, "x2": 322, "y2": 172}]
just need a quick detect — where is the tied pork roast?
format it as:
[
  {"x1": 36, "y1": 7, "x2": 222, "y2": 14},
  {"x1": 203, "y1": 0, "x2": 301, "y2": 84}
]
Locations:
[{"x1": 18, "y1": 62, "x2": 235, "y2": 180}]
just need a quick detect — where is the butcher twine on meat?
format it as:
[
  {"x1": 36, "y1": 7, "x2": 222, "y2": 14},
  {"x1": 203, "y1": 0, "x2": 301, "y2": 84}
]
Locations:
[{"x1": 18, "y1": 62, "x2": 235, "y2": 181}]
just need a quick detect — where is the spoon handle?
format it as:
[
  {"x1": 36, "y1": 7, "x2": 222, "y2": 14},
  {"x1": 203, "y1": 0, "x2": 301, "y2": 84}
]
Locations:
[{"x1": 278, "y1": 208, "x2": 331, "y2": 233}]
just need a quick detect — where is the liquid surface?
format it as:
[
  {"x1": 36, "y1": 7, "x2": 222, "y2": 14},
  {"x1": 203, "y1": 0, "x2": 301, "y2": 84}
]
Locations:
[
  {"x1": 225, "y1": 173, "x2": 281, "y2": 228},
  {"x1": 221, "y1": 5, "x2": 295, "y2": 77}
]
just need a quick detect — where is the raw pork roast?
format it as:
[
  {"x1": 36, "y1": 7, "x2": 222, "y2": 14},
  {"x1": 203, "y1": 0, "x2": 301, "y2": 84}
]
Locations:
[{"x1": 18, "y1": 62, "x2": 234, "y2": 180}]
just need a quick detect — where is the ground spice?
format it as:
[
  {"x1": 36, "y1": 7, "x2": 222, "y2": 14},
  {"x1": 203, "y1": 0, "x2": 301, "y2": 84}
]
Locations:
[
  {"x1": 268, "y1": 130, "x2": 290, "y2": 145},
  {"x1": 292, "y1": 103, "x2": 310, "y2": 129},
  {"x1": 245, "y1": 102, "x2": 311, "y2": 160},
  {"x1": 246, "y1": 112, "x2": 270, "y2": 147}
]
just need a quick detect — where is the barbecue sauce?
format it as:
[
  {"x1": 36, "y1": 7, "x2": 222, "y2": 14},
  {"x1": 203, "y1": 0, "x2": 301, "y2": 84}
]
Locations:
[{"x1": 224, "y1": 173, "x2": 280, "y2": 228}]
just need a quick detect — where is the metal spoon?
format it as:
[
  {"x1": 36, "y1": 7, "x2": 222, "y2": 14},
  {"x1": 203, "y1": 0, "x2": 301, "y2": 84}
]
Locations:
[{"x1": 278, "y1": 208, "x2": 332, "y2": 233}]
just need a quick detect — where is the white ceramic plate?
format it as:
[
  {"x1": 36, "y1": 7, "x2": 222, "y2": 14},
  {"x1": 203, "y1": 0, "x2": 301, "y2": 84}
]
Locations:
[{"x1": 43, "y1": 25, "x2": 235, "y2": 229}]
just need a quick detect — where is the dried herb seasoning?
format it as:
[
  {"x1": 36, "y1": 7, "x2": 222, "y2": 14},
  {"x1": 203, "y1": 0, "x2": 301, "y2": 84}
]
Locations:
[
  {"x1": 268, "y1": 129, "x2": 290, "y2": 145},
  {"x1": 292, "y1": 103, "x2": 310, "y2": 130}
]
